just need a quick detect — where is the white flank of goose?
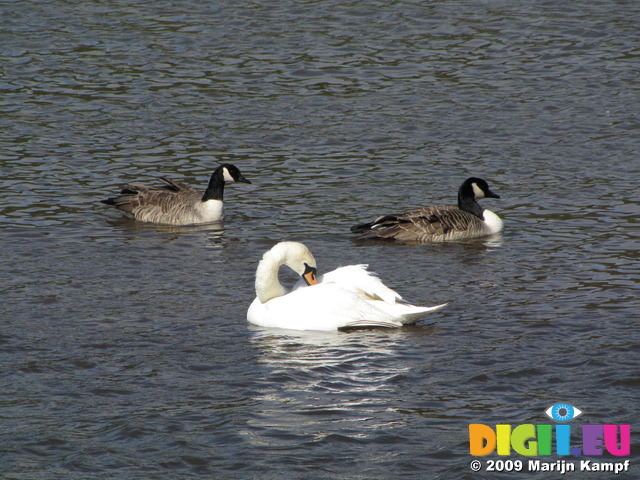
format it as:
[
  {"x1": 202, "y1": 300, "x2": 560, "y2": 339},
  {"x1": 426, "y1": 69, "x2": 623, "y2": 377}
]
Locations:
[
  {"x1": 101, "y1": 163, "x2": 251, "y2": 225},
  {"x1": 351, "y1": 177, "x2": 503, "y2": 242},
  {"x1": 247, "y1": 241, "x2": 447, "y2": 331}
]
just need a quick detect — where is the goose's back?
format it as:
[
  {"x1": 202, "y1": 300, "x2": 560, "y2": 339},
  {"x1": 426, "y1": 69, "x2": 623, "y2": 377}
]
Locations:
[
  {"x1": 110, "y1": 181, "x2": 217, "y2": 225},
  {"x1": 366, "y1": 205, "x2": 490, "y2": 242}
]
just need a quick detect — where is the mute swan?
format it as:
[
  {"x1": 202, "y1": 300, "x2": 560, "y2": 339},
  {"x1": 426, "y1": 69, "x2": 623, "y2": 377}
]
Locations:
[
  {"x1": 351, "y1": 177, "x2": 503, "y2": 242},
  {"x1": 101, "y1": 163, "x2": 251, "y2": 225},
  {"x1": 247, "y1": 241, "x2": 447, "y2": 331}
]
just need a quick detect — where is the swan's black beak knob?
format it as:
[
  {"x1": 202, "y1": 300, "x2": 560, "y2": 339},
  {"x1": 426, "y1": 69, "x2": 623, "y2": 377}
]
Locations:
[{"x1": 302, "y1": 263, "x2": 318, "y2": 286}]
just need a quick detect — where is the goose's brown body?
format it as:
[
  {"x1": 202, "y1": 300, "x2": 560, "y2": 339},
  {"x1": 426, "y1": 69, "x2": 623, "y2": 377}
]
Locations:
[
  {"x1": 351, "y1": 177, "x2": 503, "y2": 243},
  {"x1": 101, "y1": 164, "x2": 250, "y2": 225},
  {"x1": 353, "y1": 205, "x2": 497, "y2": 242}
]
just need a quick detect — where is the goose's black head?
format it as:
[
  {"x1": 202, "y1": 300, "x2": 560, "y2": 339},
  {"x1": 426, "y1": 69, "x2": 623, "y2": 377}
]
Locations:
[
  {"x1": 203, "y1": 164, "x2": 251, "y2": 201},
  {"x1": 459, "y1": 177, "x2": 500, "y2": 201},
  {"x1": 218, "y1": 163, "x2": 251, "y2": 184},
  {"x1": 457, "y1": 177, "x2": 500, "y2": 218}
]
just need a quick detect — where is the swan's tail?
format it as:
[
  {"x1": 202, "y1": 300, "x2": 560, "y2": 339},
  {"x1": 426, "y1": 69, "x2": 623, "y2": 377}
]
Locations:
[
  {"x1": 339, "y1": 303, "x2": 447, "y2": 330},
  {"x1": 396, "y1": 302, "x2": 448, "y2": 324}
]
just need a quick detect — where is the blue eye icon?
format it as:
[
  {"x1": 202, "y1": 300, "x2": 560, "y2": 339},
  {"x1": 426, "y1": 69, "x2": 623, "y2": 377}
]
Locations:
[{"x1": 545, "y1": 403, "x2": 582, "y2": 422}]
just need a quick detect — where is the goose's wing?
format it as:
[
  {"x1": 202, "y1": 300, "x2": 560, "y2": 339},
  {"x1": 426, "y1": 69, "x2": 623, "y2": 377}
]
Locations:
[
  {"x1": 399, "y1": 205, "x2": 479, "y2": 234},
  {"x1": 103, "y1": 179, "x2": 201, "y2": 219},
  {"x1": 118, "y1": 177, "x2": 195, "y2": 195},
  {"x1": 158, "y1": 176, "x2": 192, "y2": 192},
  {"x1": 355, "y1": 206, "x2": 480, "y2": 241}
]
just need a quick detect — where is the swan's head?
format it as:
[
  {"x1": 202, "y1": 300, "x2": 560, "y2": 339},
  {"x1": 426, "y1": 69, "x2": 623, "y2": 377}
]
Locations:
[
  {"x1": 274, "y1": 241, "x2": 318, "y2": 286},
  {"x1": 255, "y1": 241, "x2": 319, "y2": 303}
]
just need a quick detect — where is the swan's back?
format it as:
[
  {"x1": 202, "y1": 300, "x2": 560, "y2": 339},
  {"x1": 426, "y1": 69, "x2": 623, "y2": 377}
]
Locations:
[
  {"x1": 314, "y1": 265, "x2": 401, "y2": 304},
  {"x1": 248, "y1": 283, "x2": 414, "y2": 331}
]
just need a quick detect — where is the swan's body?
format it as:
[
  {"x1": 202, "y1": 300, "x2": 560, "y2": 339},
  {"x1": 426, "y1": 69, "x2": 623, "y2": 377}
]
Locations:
[
  {"x1": 351, "y1": 177, "x2": 503, "y2": 242},
  {"x1": 247, "y1": 242, "x2": 446, "y2": 331},
  {"x1": 101, "y1": 163, "x2": 250, "y2": 225}
]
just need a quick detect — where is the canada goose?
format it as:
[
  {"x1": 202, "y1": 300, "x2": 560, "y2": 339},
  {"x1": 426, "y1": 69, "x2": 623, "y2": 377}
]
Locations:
[
  {"x1": 351, "y1": 177, "x2": 503, "y2": 242},
  {"x1": 101, "y1": 163, "x2": 251, "y2": 225},
  {"x1": 247, "y1": 241, "x2": 446, "y2": 331}
]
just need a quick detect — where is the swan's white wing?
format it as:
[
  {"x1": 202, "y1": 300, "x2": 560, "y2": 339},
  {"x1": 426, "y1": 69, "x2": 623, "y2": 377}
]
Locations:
[
  {"x1": 322, "y1": 264, "x2": 402, "y2": 304},
  {"x1": 293, "y1": 264, "x2": 402, "y2": 304},
  {"x1": 322, "y1": 266, "x2": 449, "y2": 319}
]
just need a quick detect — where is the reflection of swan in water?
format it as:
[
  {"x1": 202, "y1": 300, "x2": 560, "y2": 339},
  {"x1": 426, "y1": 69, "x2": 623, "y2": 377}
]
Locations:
[
  {"x1": 244, "y1": 326, "x2": 439, "y2": 446},
  {"x1": 247, "y1": 241, "x2": 446, "y2": 331},
  {"x1": 250, "y1": 328, "x2": 416, "y2": 384},
  {"x1": 250, "y1": 325, "x2": 438, "y2": 371}
]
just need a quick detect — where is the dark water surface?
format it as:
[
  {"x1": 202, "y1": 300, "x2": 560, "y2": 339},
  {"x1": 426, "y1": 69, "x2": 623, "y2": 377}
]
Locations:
[{"x1": 2, "y1": 1, "x2": 639, "y2": 479}]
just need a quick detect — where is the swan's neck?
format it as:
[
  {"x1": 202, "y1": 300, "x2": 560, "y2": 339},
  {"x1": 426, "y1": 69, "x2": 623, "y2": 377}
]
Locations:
[{"x1": 255, "y1": 249, "x2": 288, "y2": 303}]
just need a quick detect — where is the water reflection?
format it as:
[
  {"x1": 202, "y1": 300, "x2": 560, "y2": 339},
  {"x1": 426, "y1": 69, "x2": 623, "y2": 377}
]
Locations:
[
  {"x1": 104, "y1": 218, "x2": 225, "y2": 243},
  {"x1": 244, "y1": 326, "x2": 436, "y2": 446}
]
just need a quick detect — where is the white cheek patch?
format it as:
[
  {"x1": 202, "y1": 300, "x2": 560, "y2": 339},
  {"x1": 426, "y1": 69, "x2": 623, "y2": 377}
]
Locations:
[
  {"x1": 472, "y1": 183, "x2": 485, "y2": 199},
  {"x1": 222, "y1": 167, "x2": 235, "y2": 182}
]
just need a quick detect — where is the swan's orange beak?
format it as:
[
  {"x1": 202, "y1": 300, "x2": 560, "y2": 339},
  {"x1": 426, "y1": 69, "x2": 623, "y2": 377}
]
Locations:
[{"x1": 302, "y1": 264, "x2": 318, "y2": 286}]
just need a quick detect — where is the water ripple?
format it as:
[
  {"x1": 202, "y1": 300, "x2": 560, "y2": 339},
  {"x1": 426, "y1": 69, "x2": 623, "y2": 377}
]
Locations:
[{"x1": 2, "y1": 1, "x2": 639, "y2": 478}]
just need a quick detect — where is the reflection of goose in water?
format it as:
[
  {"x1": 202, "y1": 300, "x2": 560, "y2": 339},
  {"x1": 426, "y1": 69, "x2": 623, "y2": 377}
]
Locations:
[
  {"x1": 247, "y1": 241, "x2": 446, "y2": 331},
  {"x1": 351, "y1": 177, "x2": 503, "y2": 242},
  {"x1": 101, "y1": 164, "x2": 251, "y2": 225}
]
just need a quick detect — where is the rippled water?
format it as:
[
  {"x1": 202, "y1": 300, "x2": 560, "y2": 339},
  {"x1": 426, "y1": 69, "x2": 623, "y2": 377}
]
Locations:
[{"x1": 2, "y1": 1, "x2": 639, "y2": 479}]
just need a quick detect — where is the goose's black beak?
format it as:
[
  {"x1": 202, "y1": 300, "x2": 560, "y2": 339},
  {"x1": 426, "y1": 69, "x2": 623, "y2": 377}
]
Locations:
[
  {"x1": 302, "y1": 263, "x2": 318, "y2": 286},
  {"x1": 486, "y1": 189, "x2": 500, "y2": 199},
  {"x1": 237, "y1": 174, "x2": 251, "y2": 184}
]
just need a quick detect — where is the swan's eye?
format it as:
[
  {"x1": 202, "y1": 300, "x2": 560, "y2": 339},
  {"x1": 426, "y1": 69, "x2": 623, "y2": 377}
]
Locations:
[{"x1": 544, "y1": 403, "x2": 582, "y2": 422}]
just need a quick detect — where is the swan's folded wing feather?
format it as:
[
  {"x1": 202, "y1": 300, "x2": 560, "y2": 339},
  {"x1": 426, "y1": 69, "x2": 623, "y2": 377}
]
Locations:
[
  {"x1": 337, "y1": 303, "x2": 447, "y2": 329},
  {"x1": 338, "y1": 319, "x2": 404, "y2": 329},
  {"x1": 319, "y1": 265, "x2": 402, "y2": 304}
]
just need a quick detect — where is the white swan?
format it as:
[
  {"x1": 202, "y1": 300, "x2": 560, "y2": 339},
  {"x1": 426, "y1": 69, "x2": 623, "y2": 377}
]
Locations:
[{"x1": 247, "y1": 241, "x2": 447, "y2": 331}]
